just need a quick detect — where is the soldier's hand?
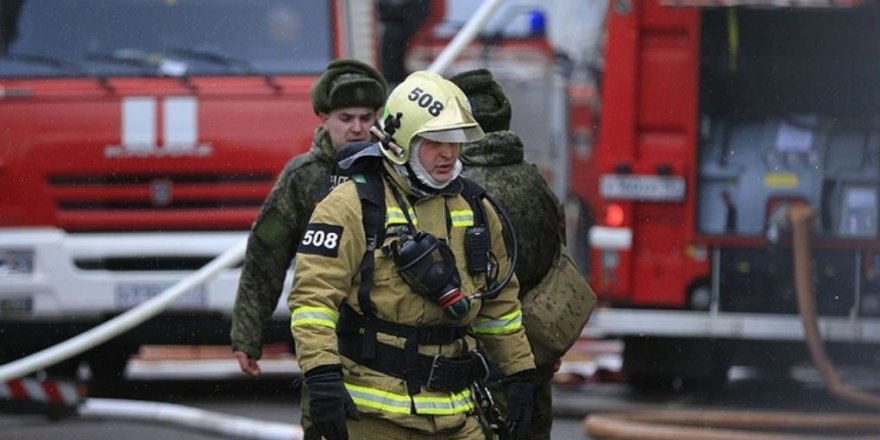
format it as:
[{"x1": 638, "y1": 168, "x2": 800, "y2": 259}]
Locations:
[{"x1": 234, "y1": 351, "x2": 262, "y2": 376}]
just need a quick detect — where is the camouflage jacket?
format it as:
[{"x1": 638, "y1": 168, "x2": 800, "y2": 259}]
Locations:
[
  {"x1": 230, "y1": 127, "x2": 337, "y2": 359},
  {"x1": 460, "y1": 130, "x2": 566, "y2": 295}
]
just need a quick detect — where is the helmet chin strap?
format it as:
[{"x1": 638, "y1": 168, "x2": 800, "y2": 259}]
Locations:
[{"x1": 408, "y1": 138, "x2": 462, "y2": 190}]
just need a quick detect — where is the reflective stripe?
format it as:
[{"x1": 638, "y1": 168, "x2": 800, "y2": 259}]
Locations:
[
  {"x1": 345, "y1": 382, "x2": 474, "y2": 415},
  {"x1": 449, "y1": 209, "x2": 474, "y2": 227},
  {"x1": 473, "y1": 309, "x2": 523, "y2": 335},
  {"x1": 386, "y1": 207, "x2": 418, "y2": 227},
  {"x1": 412, "y1": 389, "x2": 474, "y2": 415},
  {"x1": 291, "y1": 306, "x2": 339, "y2": 329}
]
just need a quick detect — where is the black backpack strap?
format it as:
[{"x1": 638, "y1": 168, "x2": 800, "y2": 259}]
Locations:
[
  {"x1": 352, "y1": 171, "x2": 385, "y2": 360},
  {"x1": 459, "y1": 177, "x2": 487, "y2": 224}
]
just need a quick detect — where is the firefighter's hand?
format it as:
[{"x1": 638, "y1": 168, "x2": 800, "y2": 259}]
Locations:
[
  {"x1": 504, "y1": 369, "x2": 536, "y2": 440},
  {"x1": 233, "y1": 351, "x2": 262, "y2": 377},
  {"x1": 304, "y1": 365, "x2": 360, "y2": 440}
]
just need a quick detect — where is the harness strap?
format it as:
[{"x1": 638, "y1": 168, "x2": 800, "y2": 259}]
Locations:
[
  {"x1": 354, "y1": 172, "x2": 385, "y2": 360},
  {"x1": 338, "y1": 303, "x2": 467, "y2": 344},
  {"x1": 338, "y1": 329, "x2": 489, "y2": 393},
  {"x1": 459, "y1": 178, "x2": 488, "y2": 220}
]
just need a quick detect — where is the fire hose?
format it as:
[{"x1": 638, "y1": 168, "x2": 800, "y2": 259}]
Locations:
[
  {"x1": 585, "y1": 204, "x2": 880, "y2": 439},
  {"x1": 788, "y1": 204, "x2": 880, "y2": 409}
]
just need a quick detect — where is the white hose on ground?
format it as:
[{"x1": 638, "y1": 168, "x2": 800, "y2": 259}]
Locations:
[
  {"x1": 0, "y1": 238, "x2": 248, "y2": 382},
  {"x1": 80, "y1": 398, "x2": 302, "y2": 440},
  {"x1": 427, "y1": 0, "x2": 506, "y2": 75}
]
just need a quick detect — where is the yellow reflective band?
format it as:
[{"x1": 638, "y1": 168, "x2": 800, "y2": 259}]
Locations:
[
  {"x1": 290, "y1": 306, "x2": 339, "y2": 329},
  {"x1": 385, "y1": 207, "x2": 418, "y2": 227},
  {"x1": 450, "y1": 209, "x2": 474, "y2": 227},
  {"x1": 473, "y1": 309, "x2": 523, "y2": 335},
  {"x1": 344, "y1": 383, "x2": 474, "y2": 416},
  {"x1": 412, "y1": 389, "x2": 474, "y2": 415}
]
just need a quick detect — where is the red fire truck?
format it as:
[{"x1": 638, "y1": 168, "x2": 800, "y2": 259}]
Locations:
[
  {"x1": 579, "y1": 0, "x2": 880, "y2": 389},
  {"x1": 0, "y1": 0, "x2": 375, "y2": 378}
]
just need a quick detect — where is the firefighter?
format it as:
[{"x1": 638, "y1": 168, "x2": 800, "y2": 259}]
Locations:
[
  {"x1": 289, "y1": 70, "x2": 536, "y2": 440},
  {"x1": 451, "y1": 68, "x2": 597, "y2": 440},
  {"x1": 230, "y1": 58, "x2": 387, "y2": 440}
]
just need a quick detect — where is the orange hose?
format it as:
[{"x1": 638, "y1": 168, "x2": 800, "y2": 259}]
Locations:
[{"x1": 788, "y1": 204, "x2": 880, "y2": 409}]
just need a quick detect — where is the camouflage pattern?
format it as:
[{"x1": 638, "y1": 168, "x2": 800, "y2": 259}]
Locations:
[
  {"x1": 460, "y1": 131, "x2": 566, "y2": 295},
  {"x1": 230, "y1": 128, "x2": 336, "y2": 440},
  {"x1": 461, "y1": 130, "x2": 565, "y2": 440},
  {"x1": 230, "y1": 127, "x2": 337, "y2": 360}
]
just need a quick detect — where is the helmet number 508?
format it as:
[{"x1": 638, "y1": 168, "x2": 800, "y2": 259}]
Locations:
[{"x1": 407, "y1": 87, "x2": 444, "y2": 116}]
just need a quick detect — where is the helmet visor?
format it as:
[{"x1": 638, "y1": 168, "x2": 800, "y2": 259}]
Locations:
[
  {"x1": 416, "y1": 94, "x2": 485, "y2": 144},
  {"x1": 420, "y1": 125, "x2": 485, "y2": 144}
]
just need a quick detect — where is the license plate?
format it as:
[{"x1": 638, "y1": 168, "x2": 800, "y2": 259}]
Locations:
[
  {"x1": 600, "y1": 175, "x2": 686, "y2": 201},
  {"x1": 115, "y1": 283, "x2": 208, "y2": 310}
]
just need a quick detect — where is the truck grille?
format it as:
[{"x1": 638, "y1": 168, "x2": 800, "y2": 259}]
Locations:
[
  {"x1": 72, "y1": 256, "x2": 245, "y2": 271},
  {"x1": 47, "y1": 172, "x2": 274, "y2": 231}
]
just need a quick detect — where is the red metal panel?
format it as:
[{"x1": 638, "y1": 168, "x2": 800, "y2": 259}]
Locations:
[
  {"x1": 599, "y1": 0, "x2": 641, "y2": 169},
  {"x1": 0, "y1": 78, "x2": 314, "y2": 230},
  {"x1": 56, "y1": 209, "x2": 259, "y2": 231},
  {"x1": 593, "y1": 0, "x2": 709, "y2": 307}
]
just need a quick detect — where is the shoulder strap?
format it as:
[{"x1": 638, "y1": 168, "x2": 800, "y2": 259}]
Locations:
[
  {"x1": 350, "y1": 170, "x2": 385, "y2": 360},
  {"x1": 459, "y1": 177, "x2": 487, "y2": 226},
  {"x1": 459, "y1": 176, "x2": 486, "y2": 198},
  {"x1": 353, "y1": 171, "x2": 385, "y2": 318}
]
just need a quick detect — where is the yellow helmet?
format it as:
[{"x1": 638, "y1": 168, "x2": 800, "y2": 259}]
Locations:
[{"x1": 379, "y1": 71, "x2": 485, "y2": 164}]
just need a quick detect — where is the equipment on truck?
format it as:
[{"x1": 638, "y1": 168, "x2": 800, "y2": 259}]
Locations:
[{"x1": 582, "y1": 0, "x2": 880, "y2": 390}]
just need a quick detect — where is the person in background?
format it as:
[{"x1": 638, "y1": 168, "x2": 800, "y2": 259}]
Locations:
[
  {"x1": 452, "y1": 68, "x2": 596, "y2": 440},
  {"x1": 378, "y1": 0, "x2": 432, "y2": 85},
  {"x1": 230, "y1": 58, "x2": 387, "y2": 440}
]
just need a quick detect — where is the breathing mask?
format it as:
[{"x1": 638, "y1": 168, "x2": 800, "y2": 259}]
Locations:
[{"x1": 389, "y1": 231, "x2": 470, "y2": 319}]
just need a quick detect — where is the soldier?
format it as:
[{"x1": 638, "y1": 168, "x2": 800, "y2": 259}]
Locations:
[
  {"x1": 289, "y1": 70, "x2": 536, "y2": 440},
  {"x1": 451, "y1": 68, "x2": 596, "y2": 440},
  {"x1": 230, "y1": 58, "x2": 387, "y2": 439}
]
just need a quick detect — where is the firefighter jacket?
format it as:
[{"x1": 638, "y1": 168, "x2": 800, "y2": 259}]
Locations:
[
  {"x1": 230, "y1": 128, "x2": 336, "y2": 360},
  {"x1": 460, "y1": 130, "x2": 566, "y2": 294},
  {"x1": 289, "y1": 161, "x2": 535, "y2": 433}
]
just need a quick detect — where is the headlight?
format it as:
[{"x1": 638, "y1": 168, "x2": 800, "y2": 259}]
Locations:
[{"x1": 0, "y1": 249, "x2": 34, "y2": 276}]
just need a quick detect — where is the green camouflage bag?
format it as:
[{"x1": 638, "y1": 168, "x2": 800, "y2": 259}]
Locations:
[{"x1": 521, "y1": 246, "x2": 597, "y2": 366}]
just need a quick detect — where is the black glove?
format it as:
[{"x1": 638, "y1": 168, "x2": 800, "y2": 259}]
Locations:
[
  {"x1": 503, "y1": 369, "x2": 535, "y2": 440},
  {"x1": 304, "y1": 365, "x2": 360, "y2": 440}
]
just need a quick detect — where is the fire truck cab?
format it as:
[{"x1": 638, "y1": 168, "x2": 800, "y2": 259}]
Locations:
[
  {"x1": 584, "y1": 0, "x2": 880, "y2": 389},
  {"x1": 0, "y1": 0, "x2": 375, "y2": 378}
]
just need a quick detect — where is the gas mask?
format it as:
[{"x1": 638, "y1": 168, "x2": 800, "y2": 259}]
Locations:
[{"x1": 389, "y1": 231, "x2": 470, "y2": 319}]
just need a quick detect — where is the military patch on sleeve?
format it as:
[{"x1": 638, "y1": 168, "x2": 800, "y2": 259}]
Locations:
[{"x1": 298, "y1": 223, "x2": 344, "y2": 257}]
